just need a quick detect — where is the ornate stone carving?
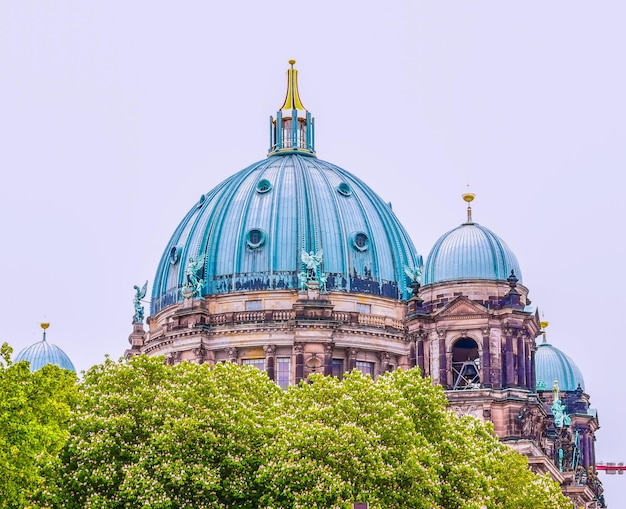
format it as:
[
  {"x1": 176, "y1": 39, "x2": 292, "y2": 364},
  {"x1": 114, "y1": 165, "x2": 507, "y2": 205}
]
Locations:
[
  {"x1": 193, "y1": 346, "x2": 206, "y2": 364},
  {"x1": 324, "y1": 342, "x2": 335, "y2": 355},
  {"x1": 437, "y1": 329, "x2": 446, "y2": 340},
  {"x1": 451, "y1": 405, "x2": 481, "y2": 419},
  {"x1": 347, "y1": 348, "x2": 358, "y2": 359},
  {"x1": 518, "y1": 405, "x2": 541, "y2": 438},
  {"x1": 225, "y1": 347, "x2": 239, "y2": 362},
  {"x1": 294, "y1": 342, "x2": 305, "y2": 354},
  {"x1": 263, "y1": 344, "x2": 276, "y2": 356},
  {"x1": 166, "y1": 350, "x2": 182, "y2": 366},
  {"x1": 378, "y1": 351, "x2": 391, "y2": 362}
]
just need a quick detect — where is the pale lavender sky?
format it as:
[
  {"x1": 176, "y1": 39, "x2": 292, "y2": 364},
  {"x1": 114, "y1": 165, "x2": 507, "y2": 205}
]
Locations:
[{"x1": 1, "y1": 1, "x2": 625, "y2": 502}]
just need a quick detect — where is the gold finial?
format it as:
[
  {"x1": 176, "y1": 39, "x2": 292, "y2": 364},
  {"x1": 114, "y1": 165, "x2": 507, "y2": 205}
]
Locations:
[
  {"x1": 280, "y1": 60, "x2": 306, "y2": 111},
  {"x1": 540, "y1": 320, "x2": 549, "y2": 330},
  {"x1": 41, "y1": 322, "x2": 50, "y2": 330},
  {"x1": 553, "y1": 378, "x2": 560, "y2": 394},
  {"x1": 462, "y1": 187, "x2": 475, "y2": 223}
]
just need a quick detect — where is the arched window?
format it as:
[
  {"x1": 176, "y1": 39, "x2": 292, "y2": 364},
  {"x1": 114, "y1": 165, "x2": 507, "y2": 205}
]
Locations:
[{"x1": 452, "y1": 338, "x2": 480, "y2": 390}]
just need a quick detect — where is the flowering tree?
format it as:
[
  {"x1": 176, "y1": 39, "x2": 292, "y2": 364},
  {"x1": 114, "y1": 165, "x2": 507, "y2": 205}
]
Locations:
[
  {"x1": 35, "y1": 356, "x2": 570, "y2": 509},
  {"x1": 0, "y1": 343, "x2": 76, "y2": 508},
  {"x1": 258, "y1": 369, "x2": 570, "y2": 509}
]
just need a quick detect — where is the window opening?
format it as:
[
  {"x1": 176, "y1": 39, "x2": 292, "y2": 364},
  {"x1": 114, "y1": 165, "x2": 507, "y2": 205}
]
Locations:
[{"x1": 452, "y1": 338, "x2": 480, "y2": 389}]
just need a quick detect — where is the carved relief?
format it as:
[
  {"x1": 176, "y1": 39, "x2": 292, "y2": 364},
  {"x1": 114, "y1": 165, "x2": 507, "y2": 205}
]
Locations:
[
  {"x1": 193, "y1": 346, "x2": 206, "y2": 364},
  {"x1": 225, "y1": 347, "x2": 239, "y2": 362},
  {"x1": 263, "y1": 344, "x2": 276, "y2": 356},
  {"x1": 450, "y1": 404, "x2": 482, "y2": 420},
  {"x1": 166, "y1": 350, "x2": 182, "y2": 366}
]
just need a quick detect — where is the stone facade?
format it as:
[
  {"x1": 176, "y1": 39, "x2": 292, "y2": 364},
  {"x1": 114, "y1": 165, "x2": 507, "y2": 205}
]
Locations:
[{"x1": 127, "y1": 273, "x2": 604, "y2": 507}]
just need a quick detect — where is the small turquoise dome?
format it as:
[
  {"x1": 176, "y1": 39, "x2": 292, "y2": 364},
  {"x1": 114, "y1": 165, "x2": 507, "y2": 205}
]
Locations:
[
  {"x1": 15, "y1": 327, "x2": 76, "y2": 372},
  {"x1": 535, "y1": 341, "x2": 584, "y2": 392},
  {"x1": 151, "y1": 62, "x2": 421, "y2": 314},
  {"x1": 423, "y1": 197, "x2": 521, "y2": 285}
]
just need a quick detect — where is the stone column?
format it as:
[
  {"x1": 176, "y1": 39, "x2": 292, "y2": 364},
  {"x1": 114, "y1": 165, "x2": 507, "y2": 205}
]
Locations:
[
  {"x1": 530, "y1": 344, "x2": 537, "y2": 392},
  {"x1": 408, "y1": 333, "x2": 417, "y2": 369},
  {"x1": 378, "y1": 351, "x2": 391, "y2": 374},
  {"x1": 417, "y1": 337, "x2": 425, "y2": 375},
  {"x1": 264, "y1": 344, "x2": 276, "y2": 381},
  {"x1": 504, "y1": 328, "x2": 515, "y2": 388},
  {"x1": 437, "y1": 329, "x2": 447, "y2": 387},
  {"x1": 517, "y1": 332, "x2": 526, "y2": 387},
  {"x1": 481, "y1": 327, "x2": 491, "y2": 388},
  {"x1": 347, "y1": 348, "x2": 358, "y2": 372},
  {"x1": 294, "y1": 343, "x2": 305, "y2": 383},
  {"x1": 525, "y1": 341, "x2": 532, "y2": 390},
  {"x1": 324, "y1": 342, "x2": 334, "y2": 376}
]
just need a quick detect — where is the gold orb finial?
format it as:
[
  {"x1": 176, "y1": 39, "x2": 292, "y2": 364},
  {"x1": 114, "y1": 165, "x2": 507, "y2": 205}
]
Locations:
[
  {"x1": 462, "y1": 193, "x2": 475, "y2": 203},
  {"x1": 41, "y1": 322, "x2": 50, "y2": 330},
  {"x1": 540, "y1": 320, "x2": 549, "y2": 330},
  {"x1": 288, "y1": 59, "x2": 296, "y2": 66}
]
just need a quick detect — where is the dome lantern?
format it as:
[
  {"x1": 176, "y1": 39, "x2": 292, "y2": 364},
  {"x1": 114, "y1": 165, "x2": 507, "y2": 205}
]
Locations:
[{"x1": 268, "y1": 60, "x2": 316, "y2": 156}]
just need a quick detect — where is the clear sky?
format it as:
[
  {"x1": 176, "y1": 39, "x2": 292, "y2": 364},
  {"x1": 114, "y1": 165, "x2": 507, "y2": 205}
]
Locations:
[{"x1": 1, "y1": 1, "x2": 625, "y2": 502}]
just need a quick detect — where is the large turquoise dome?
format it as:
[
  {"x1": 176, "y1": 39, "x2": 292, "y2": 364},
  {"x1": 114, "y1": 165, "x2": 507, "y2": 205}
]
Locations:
[
  {"x1": 15, "y1": 326, "x2": 76, "y2": 372},
  {"x1": 151, "y1": 63, "x2": 421, "y2": 314},
  {"x1": 535, "y1": 339, "x2": 585, "y2": 392},
  {"x1": 423, "y1": 197, "x2": 521, "y2": 285}
]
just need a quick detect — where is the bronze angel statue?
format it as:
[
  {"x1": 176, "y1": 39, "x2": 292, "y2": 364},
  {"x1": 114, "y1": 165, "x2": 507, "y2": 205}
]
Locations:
[
  {"x1": 133, "y1": 280, "x2": 148, "y2": 324},
  {"x1": 185, "y1": 254, "x2": 206, "y2": 297},
  {"x1": 404, "y1": 264, "x2": 423, "y2": 297},
  {"x1": 301, "y1": 249, "x2": 323, "y2": 272}
]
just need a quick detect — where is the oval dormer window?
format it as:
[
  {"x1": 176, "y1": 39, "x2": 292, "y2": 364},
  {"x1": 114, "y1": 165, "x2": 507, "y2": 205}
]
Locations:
[
  {"x1": 337, "y1": 182, "x2": 352, "y2": 196},
  {"x1": 352, "y1": 232, "x2": 369, "y2": 252},
  {"x1": 246, "y1": 229, "x2": 266, "y2": 249},
  {"x1": 169, "y1": 246, "x2": 181, "y2": 265},
  {"x1": 256, "y1": 179, "x2": 272, "y2": 194}
]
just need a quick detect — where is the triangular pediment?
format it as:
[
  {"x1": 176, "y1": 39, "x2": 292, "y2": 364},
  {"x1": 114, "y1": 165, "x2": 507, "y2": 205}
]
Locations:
[{"x1": 434, "y1": 296, "x2": 489, "y2": 318}]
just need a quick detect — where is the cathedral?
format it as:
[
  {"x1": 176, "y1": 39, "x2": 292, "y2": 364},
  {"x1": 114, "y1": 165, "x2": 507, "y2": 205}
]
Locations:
[{"x1": 19, "y1": 60, "x2": 602, "y2": 507}]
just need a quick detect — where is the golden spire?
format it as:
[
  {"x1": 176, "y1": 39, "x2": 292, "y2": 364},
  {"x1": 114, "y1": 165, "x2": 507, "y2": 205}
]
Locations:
[
  {"x1": 41, "y1": 321, "x2": 50, "y2": 341},
  {"x1": 279, "y1": 59, "x2": 306, "y2": 111},
  {"x1": 462, "y1": 187, "x2": 475, "y2": 224}
]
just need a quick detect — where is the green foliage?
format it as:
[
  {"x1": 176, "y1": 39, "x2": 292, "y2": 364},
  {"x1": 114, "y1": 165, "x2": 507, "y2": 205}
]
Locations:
[
  {"x1": 36, "y1": 357, "x2": 570, "y2": 509},
  {"x1": 37, "y1": 356, "x2": 281, "y2": 508},
  {"x1": 0, "y1": 342, "x2": 77, "y2": 509}
]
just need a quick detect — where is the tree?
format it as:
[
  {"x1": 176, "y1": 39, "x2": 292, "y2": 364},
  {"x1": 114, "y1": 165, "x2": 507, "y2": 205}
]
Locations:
[
  {"x1": 36, "y1": 356, "x2": 281, "y2": 508},
  {"x1": 0, "y1": 343, "x2": 76, "y2": 509},
  {"x1": 37, "y1": 357, "x2": 570, "y2": 509},
  {"x1": 258, "y1": 369, "x2": 570, "y2": 509}
]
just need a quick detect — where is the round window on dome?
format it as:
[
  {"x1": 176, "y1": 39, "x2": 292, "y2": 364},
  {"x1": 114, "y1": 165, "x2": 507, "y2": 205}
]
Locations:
[
  {"x1": 337, "y1": 182, "x2": 352, "y2": 196},
  {"x1": 256, "y1": 179, "x2": 272, "y2": 194},
  {"x1": 169, "y1": 246, "x2": 181, "y2": 265},
  {"x1": 246, "y1": 229, "x2": 266, "y2": 249},
  {"x1": 197, "y1": 194, "x2": 206, "y2": 208},
  {"x1": 352, "y1": 232, "x2": 369, "y2": 252}
]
